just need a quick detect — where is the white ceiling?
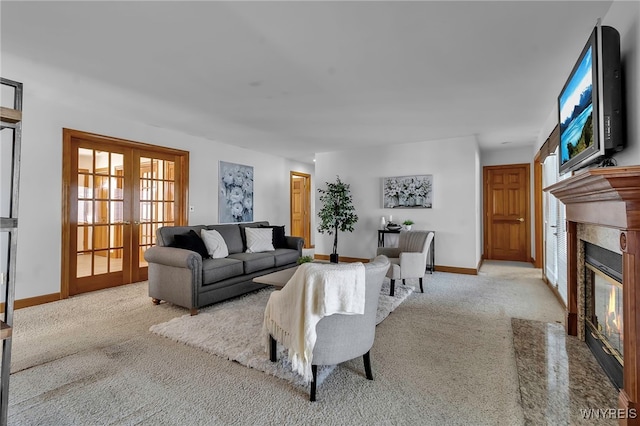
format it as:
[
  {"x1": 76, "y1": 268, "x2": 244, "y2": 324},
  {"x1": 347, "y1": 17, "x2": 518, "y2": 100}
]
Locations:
[{"x1": 1, "y1": 1, "x2": 614, "y2": 163}]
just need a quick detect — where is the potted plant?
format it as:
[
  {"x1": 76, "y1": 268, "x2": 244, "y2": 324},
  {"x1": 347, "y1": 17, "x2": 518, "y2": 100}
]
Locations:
[
  {"x1": 297, "y1": 255, "x2": 314, "y2": 265},
  {"x1": 403, "y1": 219, "x2": 414, "y2": 231},
  {"x1": 317, "y1": 176, "x2": 358, "y2": 263}
]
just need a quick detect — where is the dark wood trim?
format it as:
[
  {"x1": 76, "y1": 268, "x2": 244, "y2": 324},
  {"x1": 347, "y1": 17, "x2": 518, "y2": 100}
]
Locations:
[
  {"x1": 61, "y1": 131, "x2": 72, "y2": 299},
  {"x1": 533, "y1": 153, "x2": 543, "y2": 268},
  {"x1": 536, "y1": 125, "x2": 560, "y2": 164},
  {"x1": 312, "y1": 255, "x2": 477, "y2": 275},
  {"x1": 541, "y1": 274, "x2": 569, "y2": 312},
  {"x1": 436, "y1": 265, "x2": 478, "y2": 275},
  {"x1": 313, "y1": 254, "x2": 370, "y2": 263},
  {"x1": 1, "y1": 293, "x2": 61, "y2": 311},
  {"x1": 620, "y1": 230, "x2": 639, "y2": 423},
  {"x1": 619, "y1": 390, "x2": 638, "y2": 426},
  {"x1": 63, "y1": 128, "x2": 190, "y2": 156},
  {"x1": 566, "y1": 221, "x2": 578, "y2": 336}
]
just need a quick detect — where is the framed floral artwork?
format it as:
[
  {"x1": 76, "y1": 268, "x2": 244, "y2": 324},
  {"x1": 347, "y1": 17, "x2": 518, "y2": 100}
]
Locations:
[
  {"x1": 219, "y1": 161, "x2": 254, "y2": 222},
  {"x1": 383, "y1": 175, "x2": 433, "y2": 208}
]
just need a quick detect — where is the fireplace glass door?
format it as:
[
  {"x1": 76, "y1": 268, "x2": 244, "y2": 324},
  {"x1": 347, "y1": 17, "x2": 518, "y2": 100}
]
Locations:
[{"x1": 585, "y1": 263, "x2": 624, "y2": 364}]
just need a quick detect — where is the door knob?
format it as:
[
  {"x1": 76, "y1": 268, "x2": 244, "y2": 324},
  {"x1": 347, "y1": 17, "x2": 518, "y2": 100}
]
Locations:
[
  {"x1": 517, "y1": 218, "x2": 524, "y2": 222},
  {"x1": 134, "y1": 221, "x2": 140, "y2": 225},
  {"x1": 123, "y1": 221, "x2": 131, "y2": 225}
]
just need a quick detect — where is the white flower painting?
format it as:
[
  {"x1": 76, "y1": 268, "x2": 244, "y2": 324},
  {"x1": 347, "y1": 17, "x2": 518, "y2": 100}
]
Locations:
[
  {"x1": 219, "y1": 161, "x2": 254, "y2": 222},
  {"x1": 383, "y1": 175, "x2": 433, "y2": 208}
]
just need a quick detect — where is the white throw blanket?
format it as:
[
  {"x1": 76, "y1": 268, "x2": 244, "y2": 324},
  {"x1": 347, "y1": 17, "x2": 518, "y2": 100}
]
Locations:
[{"x1": 263, "y1": 262, "x2": 366, "y2": 382}]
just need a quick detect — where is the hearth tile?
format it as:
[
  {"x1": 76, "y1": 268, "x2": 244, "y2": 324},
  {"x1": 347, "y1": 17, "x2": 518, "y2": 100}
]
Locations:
[{"x1": 512, "y1": 318, "x2": 618, "y2": 425}]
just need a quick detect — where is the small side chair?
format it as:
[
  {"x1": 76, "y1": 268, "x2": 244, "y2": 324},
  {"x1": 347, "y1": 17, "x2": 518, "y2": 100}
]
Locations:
[
  {"x1": 268, "y1": 255, "x2": 390, "y2": 401},
  {"x1": 376, "y1": 231, "x2": 434, "y2": 296}
]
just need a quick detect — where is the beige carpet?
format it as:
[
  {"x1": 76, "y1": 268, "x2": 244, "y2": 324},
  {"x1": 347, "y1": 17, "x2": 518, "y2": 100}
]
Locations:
[
  {"x1": 7, "y1": 261, "x2": 568, "y2": 425},
  {"x1": 148, "y1": 280, "x2": 412, "y2": 388}
]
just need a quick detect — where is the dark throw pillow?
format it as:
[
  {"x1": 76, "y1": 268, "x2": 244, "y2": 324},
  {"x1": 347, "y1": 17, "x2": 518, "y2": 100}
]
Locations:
[
  {"x1": 259, "y1": 225, "x2": 287, "y2": 249},
  {"x1": 171, "y1": 230, "x2": 210, "y2": 259}
]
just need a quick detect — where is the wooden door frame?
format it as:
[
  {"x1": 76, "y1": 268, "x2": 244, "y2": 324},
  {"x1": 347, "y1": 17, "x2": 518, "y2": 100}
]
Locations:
[
  {"x1": 533, "y1": 153, "x2": 543, "y2": 268},
  {"x1": 61, "y1": 128, "x2": 189, "y2": 298},
  {"x1": 290, "y1": 171, "x2": 312, "y2": 248},
  {"x1": 483, "y1": 163, "x2": 531, "y2": 262}
]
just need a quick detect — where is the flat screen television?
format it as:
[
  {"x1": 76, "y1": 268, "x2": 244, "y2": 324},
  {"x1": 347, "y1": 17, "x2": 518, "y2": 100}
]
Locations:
[{"x1": 558, "y1": 25, "x2": 624, "y2": 175}]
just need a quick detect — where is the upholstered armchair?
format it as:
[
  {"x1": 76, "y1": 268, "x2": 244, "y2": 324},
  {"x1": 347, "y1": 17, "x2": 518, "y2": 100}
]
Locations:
[
  {"x1": 266, "y1": 255, "x2": 390, "y2": 401},
  {"x1": 376, "y1": 231, "x2": 434, "y2": 296}
]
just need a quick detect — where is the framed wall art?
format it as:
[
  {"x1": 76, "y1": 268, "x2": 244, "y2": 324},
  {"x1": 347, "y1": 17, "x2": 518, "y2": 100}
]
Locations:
[
  {"x1": 219, "y1": 161, "x2": 254, "y2": 222},
  {"x1": 383, "y1": 174, "x2": 433, "y2": 208}
]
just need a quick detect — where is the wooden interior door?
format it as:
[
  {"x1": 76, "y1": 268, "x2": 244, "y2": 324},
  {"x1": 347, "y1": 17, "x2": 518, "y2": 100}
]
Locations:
[
  {"x1": 484, "y1": 164, "x2": 530, "y2": 262},
  {"x1": 62, "y1": 129, "x2": 188, "y2": 297},
  {"x1": 290, "y1": 172, "x2": 311, "y2": 248}
]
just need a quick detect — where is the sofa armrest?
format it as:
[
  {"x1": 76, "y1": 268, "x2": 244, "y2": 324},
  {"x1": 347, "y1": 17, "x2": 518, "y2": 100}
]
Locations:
[
  {"x1": 144, "y1": 246, "x2": 203, "y2": 270},
  {"x1": 285, "y1": 236, "x2": 304, "y2": 255},
  {"x1": 145, "y1": 246, "x2": 203, "y2": 311}
]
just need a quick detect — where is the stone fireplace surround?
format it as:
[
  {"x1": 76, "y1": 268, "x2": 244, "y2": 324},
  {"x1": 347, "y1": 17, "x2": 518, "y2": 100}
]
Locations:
[
  {"x1": 577, "y1": 224, "x2": 622, "y2": 341},
  {"x1": 579, "y1": 224, "x2": 624, "y2": 388},
  {"x1": 548, "y1": 166, "x2": 640, "y2": 425}
]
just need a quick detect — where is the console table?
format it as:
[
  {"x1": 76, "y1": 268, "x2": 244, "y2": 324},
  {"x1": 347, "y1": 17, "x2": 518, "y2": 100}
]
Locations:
[{"x1": 377, "y1": 229, "x2": 435, "y2": 273}]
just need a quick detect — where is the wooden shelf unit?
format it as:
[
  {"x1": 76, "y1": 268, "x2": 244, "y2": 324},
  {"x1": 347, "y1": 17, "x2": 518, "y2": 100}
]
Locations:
[
  {"x1": 0, "y1": 321, "x2": 11, "y2": 340},
  {"x1": 0, "y1": 107, "x2": 21, "y2": 124}
]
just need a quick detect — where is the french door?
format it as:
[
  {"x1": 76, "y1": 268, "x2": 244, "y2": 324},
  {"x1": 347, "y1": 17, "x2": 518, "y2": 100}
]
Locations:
[{"x1": 62, "y1": 129, "x2": 188, "y2": 296}]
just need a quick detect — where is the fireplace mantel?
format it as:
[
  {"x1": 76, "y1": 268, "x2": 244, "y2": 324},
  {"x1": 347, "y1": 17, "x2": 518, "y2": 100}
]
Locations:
[
  {"x1": 547, "y1": 165, "x2": 640, "y2": 425},
  {"x1": 547, "y1": 166, "x2": 640, "y2": 230}
]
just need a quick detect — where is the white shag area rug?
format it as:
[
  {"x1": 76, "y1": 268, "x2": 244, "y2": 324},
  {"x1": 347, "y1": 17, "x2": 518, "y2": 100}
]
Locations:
[{"x1": 150, "y1": 279, "x2": 412, "y2": 388}]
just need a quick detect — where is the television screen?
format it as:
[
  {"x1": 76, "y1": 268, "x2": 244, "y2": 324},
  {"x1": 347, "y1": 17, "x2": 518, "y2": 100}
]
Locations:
[
  {"x1": 558, "y1": 25, "x2": 623, "y2": 175},
  {"x1": 559, "y1": 45, "x2": 595, "y2": 167}
]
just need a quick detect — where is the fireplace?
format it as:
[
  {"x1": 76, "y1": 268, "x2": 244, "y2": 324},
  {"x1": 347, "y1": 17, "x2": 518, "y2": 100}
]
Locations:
[
  {"x1": 547, "y1": 166, "x2": 640, "y2": 426},
  {"x1": 584, "y1": 241, "x2": 624, "y2": 389}
]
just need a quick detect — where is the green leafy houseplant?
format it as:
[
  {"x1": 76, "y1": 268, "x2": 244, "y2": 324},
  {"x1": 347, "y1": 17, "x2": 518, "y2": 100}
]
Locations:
[
  {"x1": 317, "y1": 176, "x2": 358, "y2": 263},
  {"x1": 297, "y1": 255, "x2": 314, "y2": 265},
  {"x1": 402, "y1": 220, "x2": 414, "y2": 226}
]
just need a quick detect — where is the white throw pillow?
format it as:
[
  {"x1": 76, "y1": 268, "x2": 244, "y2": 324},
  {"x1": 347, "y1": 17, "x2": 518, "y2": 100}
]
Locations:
[
  {"x1": 200, "y1": 229, "x2": 229, "y2": 259},
  {"x1": 245, "y1": 227, "x2": 275, "y2": 253}
]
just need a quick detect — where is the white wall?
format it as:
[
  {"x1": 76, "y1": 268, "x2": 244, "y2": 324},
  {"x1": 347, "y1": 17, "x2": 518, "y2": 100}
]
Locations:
[
  {"x1": 604, "y1": 0, "x2": 640, "y2": 166},
  {"x1": 474, "y1": 148, "x2": 483, "y2": 266},
  {"x1": 315, "y1": 136, "x2": 481, "y2": 270},
  {"x1": 2, "y1": 54, "x2": 296, "y2": 300},
  {"x1": 481, "y1": 146, "x2": 534, "y2": 168}
]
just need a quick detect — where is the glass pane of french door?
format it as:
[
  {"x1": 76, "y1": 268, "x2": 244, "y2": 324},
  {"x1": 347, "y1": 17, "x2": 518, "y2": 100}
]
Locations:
[{"x1": 137, "y1": 155, "x2": 176, "y2": 270}]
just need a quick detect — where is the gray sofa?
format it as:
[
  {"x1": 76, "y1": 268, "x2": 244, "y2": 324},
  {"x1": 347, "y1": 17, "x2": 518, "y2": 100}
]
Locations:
[{"x1": 144, "y1": 221, "x2": 304, "y2": 314}]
